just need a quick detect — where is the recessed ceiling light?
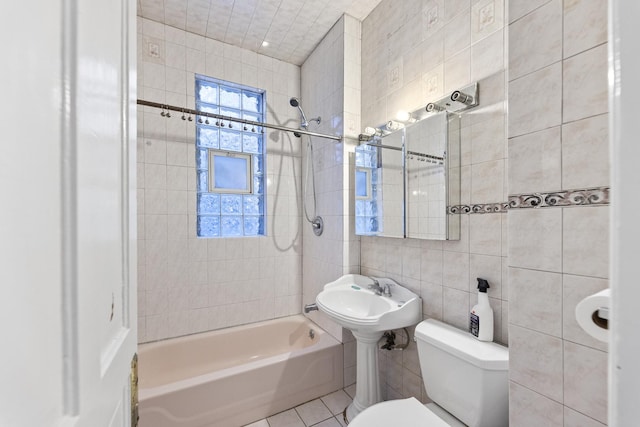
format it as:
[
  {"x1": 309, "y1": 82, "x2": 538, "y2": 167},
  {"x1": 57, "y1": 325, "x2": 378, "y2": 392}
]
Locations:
[{"x1": 261, "y1": 41, "x2": 269, "y2": 47}]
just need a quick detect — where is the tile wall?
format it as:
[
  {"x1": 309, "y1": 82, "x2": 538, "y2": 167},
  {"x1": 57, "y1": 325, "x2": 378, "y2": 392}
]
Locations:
[
  {"x1": 359, "y1": 0, "x2": 509, "y2": 402},
  {"x1": 358, "y1": 1, "x2": 609, "y2": 425},
  {"x1": 136, "y1": 1, "x2": 610, "y2": 424},
  {"x1": 137, "y1": 17, "x2": 305, "y2": 343},
  {"x1": 301, "y1": 15, "x2": 362, "y2": 386},
  {"x1": 507, "y1": 0, "x2": 609, "y2": 425}
]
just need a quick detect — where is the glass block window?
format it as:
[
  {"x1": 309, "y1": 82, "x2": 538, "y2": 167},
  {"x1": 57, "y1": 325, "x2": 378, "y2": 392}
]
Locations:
[
  {"x1": 355, "y1": 144, "x2": 382, "y2": 235},
  {"x1": 195, "y1": 75, "x2": 266, "y2": 237}
]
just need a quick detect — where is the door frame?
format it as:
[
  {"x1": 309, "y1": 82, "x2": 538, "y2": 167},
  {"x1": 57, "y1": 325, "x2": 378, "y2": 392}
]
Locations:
[{"x1": 608, "y1": 1, "x2": 640, "y2": 425}]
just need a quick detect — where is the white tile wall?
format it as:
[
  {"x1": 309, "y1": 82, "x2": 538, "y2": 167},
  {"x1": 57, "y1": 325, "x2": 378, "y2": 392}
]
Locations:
[
  {"x1": 510, "y1": 269, "x2": 561, "y2": 338},
  {"x1": 300, "y1": 15, "x2": 362, "y2": 387},
  {"x1": 507, "y1": 1, "x2": 610, "y2": 425},
  {"x1": 360, "y1": 0, "x2": 509, "y2": 403},
  {"x1": 508, "y1": 126, "x2": 562, "y2": 194},
  {"x1": 508, "y1": 0, "x2": 562, "y2": 81},
  {"x1": 563, "y1": 341, "x2": 608, "y2": 422},
  {"x1": 509, "y1": 380, "x2": 564, "y2": 426},
  {"x1": 561, "y1": 114, "x2": 609, "y2": 190},
  {"x1": 508, "y1": 208, "x2": 563, "y2": 272},
  {"x1": 135, "y1": 2, "x2": 611, "y2": 425},
  {"x1": 562, "y1": 43, "x2": 608, "y2": 123},
  {"x1": 137, "y1": 18, "x2": 304, "y2": 343},
  {"x1": 358, "y1": 3, "x2": 610, "y2": 426},
  {"x1": 508, "y1": 62, "x2": 562, "y2": 137}
]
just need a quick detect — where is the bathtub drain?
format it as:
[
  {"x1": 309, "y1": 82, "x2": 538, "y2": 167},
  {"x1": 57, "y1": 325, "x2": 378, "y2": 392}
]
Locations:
[{"x1": 309, "y1": 329, "x2": 315, "y2": 340}]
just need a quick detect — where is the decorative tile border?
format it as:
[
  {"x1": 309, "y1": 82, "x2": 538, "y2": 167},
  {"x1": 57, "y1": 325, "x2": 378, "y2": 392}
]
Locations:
[
  {"x1": 447, "y1": 203, "x2": 510, "y2": 214},
  {"x1": 508, "y1": 187, "x2": 610, "y2": 209},
  {"x1": 447, "y1": 187, "x2": 610, "y2": 214}
]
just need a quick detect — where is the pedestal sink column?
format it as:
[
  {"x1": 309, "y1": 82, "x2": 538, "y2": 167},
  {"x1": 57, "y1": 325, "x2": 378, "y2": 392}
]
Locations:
[
  {"x1": 345, "y1": 331, "x2": 384, "y2": 422},
  {"x1": 315, "y1": 274, "x2": 422, "y2": 422}
]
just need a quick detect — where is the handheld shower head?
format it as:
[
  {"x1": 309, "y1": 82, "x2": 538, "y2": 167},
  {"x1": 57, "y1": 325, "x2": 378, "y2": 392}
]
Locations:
[{"x1": 289, "y1": 97, "x2": 310, "y2": 129}]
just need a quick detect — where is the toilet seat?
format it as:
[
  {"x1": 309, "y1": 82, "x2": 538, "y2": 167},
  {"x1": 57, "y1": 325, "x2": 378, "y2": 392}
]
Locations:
[{"x1": 348, "y1": 397, "x2": 451, "y2": 427}]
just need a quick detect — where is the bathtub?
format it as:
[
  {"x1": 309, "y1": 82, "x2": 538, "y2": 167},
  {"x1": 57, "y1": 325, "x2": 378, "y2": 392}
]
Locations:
[{"x1": 138, "y1": 315, "x2": 343, "y2": 427}]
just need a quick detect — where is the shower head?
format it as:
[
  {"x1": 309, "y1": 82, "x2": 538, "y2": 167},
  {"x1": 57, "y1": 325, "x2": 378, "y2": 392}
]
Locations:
[
  {"x1": 290, "y1": 97, "x2": 321, "y2": 131},
  {"x1": 289, "y1": 97, "x2": 310, "y2": 129}
]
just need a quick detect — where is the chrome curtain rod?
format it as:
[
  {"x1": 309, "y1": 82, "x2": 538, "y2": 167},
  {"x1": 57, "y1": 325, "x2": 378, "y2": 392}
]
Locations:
[
  {"x1": 362, "y1": 143, "x2": 445, "y2": 162},
  {"x1": 137, "y1": 99, "x2": 343, "y2": 142},
  {"x1": 363, "y1": 142, "x2": 402, "y2": 151}
]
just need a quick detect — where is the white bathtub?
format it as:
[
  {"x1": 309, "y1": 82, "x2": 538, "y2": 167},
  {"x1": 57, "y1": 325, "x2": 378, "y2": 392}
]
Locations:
[{"x1": 138, "y1": 315, "x2": 343, "y2": 427}]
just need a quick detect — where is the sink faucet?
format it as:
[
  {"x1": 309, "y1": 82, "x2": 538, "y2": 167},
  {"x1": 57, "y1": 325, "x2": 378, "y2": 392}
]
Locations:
[
  {"x1": 368, "y1": 277, "x2": 392, "y2": 297},
  {"x1": 367, "y1": 277, "x2": 383, "y2": 295},
  {"x1": 382, "y1": 282, "x2": 393, "y2": 297}
]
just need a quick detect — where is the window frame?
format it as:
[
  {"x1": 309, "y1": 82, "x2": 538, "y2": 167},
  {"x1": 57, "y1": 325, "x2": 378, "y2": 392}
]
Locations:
[
  {"x1": 355, "y1": 167, "x2": 372, "y2": 200},
  {"x1": 208, "y1": 149, "x2": 253, "y2": 194}
]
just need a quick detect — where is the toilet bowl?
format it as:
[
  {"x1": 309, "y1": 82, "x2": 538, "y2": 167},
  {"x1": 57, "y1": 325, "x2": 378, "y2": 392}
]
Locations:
[
  {"x1": 348, "y1": 397, "x2": 465, "y2": 427},
  {"x1": 349, "y1": 319, "x2": 508, "y2": 427}
]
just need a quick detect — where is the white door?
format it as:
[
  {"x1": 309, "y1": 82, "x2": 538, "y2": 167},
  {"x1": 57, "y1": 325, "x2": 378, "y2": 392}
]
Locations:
[
  {"x1": 609, "y1": 1, "x2": 640, "y2": 425},
  {"x1": 0, "y1": 0, "x2": 137, "y2": 426}
]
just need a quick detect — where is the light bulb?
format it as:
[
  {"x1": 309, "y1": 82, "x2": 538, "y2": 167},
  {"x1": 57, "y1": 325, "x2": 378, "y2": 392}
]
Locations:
[{"x1": 396, "y1": 110, "x2": 412, "y2": 122}]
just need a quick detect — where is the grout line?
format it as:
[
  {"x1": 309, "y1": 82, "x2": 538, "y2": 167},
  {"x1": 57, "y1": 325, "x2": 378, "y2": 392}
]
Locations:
[
  {"x1": 509, "y1": 378, "x2": 564, "y2": 405},
  {"x1": 508, "y1": 0, "x2": 554, "y2": 26},
  {"x1": 509, "y1": 321, "x2": 562, "y2": 341}
]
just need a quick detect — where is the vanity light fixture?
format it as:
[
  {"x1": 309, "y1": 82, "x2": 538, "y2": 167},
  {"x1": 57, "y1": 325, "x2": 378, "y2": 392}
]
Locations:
[
  {"x1": 395, "y1": 110, "x2": 417, "y2": 123},
  {"x1": 426, "y1": 103, "x2": 446, "y2": 112},
  {"x1": 386, "y1": 120, "x2": 404, "y2": 131},
  {"x1": 451, "y1": 90, "x2": 475, "y2": 105},
  {"x1": 359, "y1": 126, "x2": 387, "y2": 142},
  {"x1": 363, "y1": 126, "x2": 384, "y2": 137}
]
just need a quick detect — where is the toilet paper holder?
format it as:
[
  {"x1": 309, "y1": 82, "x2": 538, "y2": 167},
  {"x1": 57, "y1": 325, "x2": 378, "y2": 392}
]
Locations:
[
  {"x1": 597, "y1": 307, "x2": 609, "y2": 320},
  {"x1": 575, "y1": 288, "x2": 611, "y2": 342},
  {"x1": 592, "y1": 307, "x2": 609, "y2": 329}
]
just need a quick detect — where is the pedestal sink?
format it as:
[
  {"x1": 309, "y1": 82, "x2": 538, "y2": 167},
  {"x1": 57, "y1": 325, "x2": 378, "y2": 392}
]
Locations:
[{"x1": 315, "y1": 274, "x2": 422, "y2": 422}]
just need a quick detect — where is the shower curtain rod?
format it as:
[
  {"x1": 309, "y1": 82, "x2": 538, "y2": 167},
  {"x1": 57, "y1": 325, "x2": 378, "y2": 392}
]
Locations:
[
  {"x1": 137, "y1": 99, "x2": 343, "y2": 142},
  {"x1": 362, "y1": 142, "x2": 445, "y2": 162}
]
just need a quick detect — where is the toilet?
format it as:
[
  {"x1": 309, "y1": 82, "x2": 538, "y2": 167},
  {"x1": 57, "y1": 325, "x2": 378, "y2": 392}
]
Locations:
[{"x1": 349, "y1": 318, "x2": 509, "y2": 427}]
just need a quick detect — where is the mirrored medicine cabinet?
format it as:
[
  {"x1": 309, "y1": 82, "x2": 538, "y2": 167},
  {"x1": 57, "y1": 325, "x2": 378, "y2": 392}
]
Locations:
[{"x1": 355, "y1": 83, "x2": 477, "y2": 240}]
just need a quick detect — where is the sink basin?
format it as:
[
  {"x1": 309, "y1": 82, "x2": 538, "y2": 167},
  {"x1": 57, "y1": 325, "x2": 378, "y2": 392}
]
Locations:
[
  {"x1": 315, "y1": 274, "x2": 423, "y2": 421},
  {"x1": 316, "y1": 274, "x2": 422, "y2": 333}
]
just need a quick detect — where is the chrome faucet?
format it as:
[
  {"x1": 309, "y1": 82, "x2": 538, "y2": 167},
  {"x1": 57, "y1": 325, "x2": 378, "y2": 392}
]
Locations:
[
  {"x1": 367, "y1": 277, "x2": 382, "y2": 295},
  {"x1": 368, "y1": 284, "x2": 384, "y2": 295},
  {"x1": 368, "y1": 277, "x2": 393, "y2": 297},
  {"x1": 382, "y1": 282, "x2": 393, "y2": 297}
]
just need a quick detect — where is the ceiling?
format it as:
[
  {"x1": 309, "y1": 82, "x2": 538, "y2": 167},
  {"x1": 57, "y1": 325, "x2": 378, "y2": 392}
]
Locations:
[{"x1": 137, "y1": 0, "x2": 382, "y2": 65}]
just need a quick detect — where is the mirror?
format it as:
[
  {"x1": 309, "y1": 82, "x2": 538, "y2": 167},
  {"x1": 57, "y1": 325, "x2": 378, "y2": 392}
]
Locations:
[
  {"x1": 355, "y1": 112, "x2": 461, "y2": 240},
  {"x1": 355, "y1": 129, "x2": 404, "y2": 238},
  {"x1": 405, "y1": 112, "x2": 460, "y2": 240}
]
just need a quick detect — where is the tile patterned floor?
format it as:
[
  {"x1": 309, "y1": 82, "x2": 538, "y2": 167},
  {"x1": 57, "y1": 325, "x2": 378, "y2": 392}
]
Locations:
[{"x1": 243, "y1": 384, "x2": 356, "y2": 427}]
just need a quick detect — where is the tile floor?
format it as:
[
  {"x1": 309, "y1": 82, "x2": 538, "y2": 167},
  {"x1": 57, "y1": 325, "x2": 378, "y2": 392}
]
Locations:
[{"x1": 242, "y1": 384, "x2": 356, "y2": 427}]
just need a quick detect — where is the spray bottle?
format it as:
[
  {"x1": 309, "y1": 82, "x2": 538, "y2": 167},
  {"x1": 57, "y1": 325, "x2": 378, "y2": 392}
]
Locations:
[{"x1": 469, "y1": 278, "x2": 493, "y2": 341}]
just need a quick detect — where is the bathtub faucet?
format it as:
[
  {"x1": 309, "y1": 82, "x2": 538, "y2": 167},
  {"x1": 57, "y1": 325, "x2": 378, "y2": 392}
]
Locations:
[{"x1": 304, "y1": 303, "x2": 318, "y2": 313}]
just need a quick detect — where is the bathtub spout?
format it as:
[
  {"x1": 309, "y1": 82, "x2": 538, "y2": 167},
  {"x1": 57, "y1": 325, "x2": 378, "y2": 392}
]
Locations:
[{"x1": 304, "y1": 303, "x2": 318, "y2": 313}]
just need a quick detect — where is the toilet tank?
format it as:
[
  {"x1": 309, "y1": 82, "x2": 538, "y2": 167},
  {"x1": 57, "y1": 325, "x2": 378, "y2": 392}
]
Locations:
[{"x1": 414, "y1": 319, "x2": 509, "y2": 427}]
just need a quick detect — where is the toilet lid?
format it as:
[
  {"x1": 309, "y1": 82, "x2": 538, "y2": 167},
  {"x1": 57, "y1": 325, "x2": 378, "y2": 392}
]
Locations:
[{"x1": 348, "y1": 397, "x2": 451, "y2": 427}]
